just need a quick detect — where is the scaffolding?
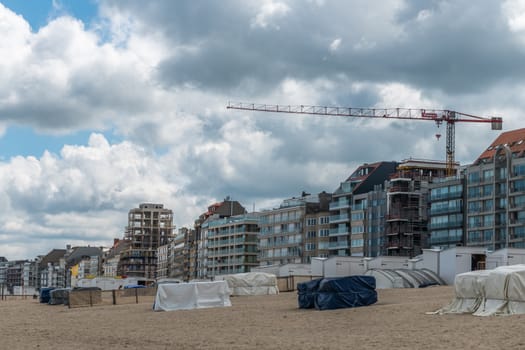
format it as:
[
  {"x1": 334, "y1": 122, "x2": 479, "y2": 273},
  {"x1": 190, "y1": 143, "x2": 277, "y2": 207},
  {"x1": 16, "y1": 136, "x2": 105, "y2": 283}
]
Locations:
[
  {"x1": 385, "y1": 174, "x2": 430, "y2": 257},
  {"x1": 118, "y1": 203, "x2": 174, "y2": 279}
]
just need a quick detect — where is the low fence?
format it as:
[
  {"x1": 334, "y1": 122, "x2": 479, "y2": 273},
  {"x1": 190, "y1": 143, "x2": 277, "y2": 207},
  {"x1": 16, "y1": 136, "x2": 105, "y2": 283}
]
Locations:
[
  {"x1": 0, "y1": 294, "x2": 37, "y2": 301},
  {"x1": 68, "y1": 287, "x2": 157, "y2": 308}
]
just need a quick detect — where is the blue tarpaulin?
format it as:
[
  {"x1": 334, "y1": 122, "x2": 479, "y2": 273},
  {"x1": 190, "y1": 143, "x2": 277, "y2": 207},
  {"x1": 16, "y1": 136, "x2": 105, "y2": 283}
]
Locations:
[
  {"x1": 297, "y1": 278, "x2": 322, "y2": 309},
  {"x1": 39, "y1": 287, "x2": 55, "y2": 304},
  {"x1": 297, "y1": 276, "x2": 377, "y2": 310}
]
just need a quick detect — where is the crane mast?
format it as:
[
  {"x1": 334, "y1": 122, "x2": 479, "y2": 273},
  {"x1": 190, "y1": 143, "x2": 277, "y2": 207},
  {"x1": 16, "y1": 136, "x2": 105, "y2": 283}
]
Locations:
[{"x1": 227, "y1": 102, "x2": 503, "y2": 176}]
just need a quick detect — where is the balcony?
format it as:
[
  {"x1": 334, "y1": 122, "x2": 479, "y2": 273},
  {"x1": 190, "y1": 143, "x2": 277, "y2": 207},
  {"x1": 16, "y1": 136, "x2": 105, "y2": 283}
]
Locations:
[
  {"x1": 330, "y1": 199, "x2": 350, "y2": 210},
  {"x1": 429, "y1": 221, "x2": 463, "y2": 230},
  {"x1": 430, "y1": 206, "x2": 462, "y2": 215},
  {"x1": 430, "y1": 191, "x2": 463, "y2": 201},
  {"x1": 328, "y1": 241, "x2": 349, "y2": 249},
  {"x1": 386, "y1": 214, "x2": 409, "y2": 222},
  {"x1": 329, "y1": 227, "x2": 349, "y2": 237},
  {"x1": 329, "y1": 213, "x2": 349, "y2": 224}
]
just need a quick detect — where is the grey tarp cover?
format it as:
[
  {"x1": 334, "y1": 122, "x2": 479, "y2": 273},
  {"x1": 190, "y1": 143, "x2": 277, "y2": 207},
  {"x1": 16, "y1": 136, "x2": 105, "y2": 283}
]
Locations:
[
  {"x1": 154, "y1": 281, "x2": 231, "y2": 311},
  {"x1": 223, "y1": 272, "x2": 279, "y2": 296},
  {"x1": 49, "y1": 288, "x2": 70, "y2": 305},
  {"x1": 431, "y1": 264, "x2": 525, "y2": 316}
]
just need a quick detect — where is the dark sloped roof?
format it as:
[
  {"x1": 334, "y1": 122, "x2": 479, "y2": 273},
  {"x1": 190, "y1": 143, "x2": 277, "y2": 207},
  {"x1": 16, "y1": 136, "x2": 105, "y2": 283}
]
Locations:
[
  {"x1": 66, "y1": 247, "x2": 103, "y2": 265},
  {"x1": 39, "y1": 249, "x2": 67, "y2": 267}
]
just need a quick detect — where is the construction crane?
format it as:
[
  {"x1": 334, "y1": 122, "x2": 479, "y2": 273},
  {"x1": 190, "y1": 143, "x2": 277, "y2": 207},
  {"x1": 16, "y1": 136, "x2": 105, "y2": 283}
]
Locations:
[{"x1": 227, "y1": 102, "x2": 503, "y2": 176}]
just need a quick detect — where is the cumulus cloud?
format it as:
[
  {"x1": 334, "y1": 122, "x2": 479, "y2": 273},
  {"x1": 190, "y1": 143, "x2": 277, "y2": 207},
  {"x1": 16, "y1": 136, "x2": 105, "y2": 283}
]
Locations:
[
  {"x1": 250, "y1": 0, "x2": 291, "y2": 29},
  {"x1": 0, "y1": 133, "x2": 210, "y2": 258},
  {"x1": 329, "y1": 38, "x2": 342, "y2": 52},
  {"x1": 0, "y1": 0, "x2": 524, "y2": 259}
]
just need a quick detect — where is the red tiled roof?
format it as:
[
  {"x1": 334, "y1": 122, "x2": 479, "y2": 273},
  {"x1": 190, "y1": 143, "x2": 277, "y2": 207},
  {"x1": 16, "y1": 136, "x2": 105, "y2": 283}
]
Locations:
[{"x1": 476, "y1": 128, "x2": 525, "y2": 162}]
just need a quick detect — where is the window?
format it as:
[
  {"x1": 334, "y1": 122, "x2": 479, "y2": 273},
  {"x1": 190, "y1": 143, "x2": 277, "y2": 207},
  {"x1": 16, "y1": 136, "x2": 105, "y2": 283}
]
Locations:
[
  {"x1": 351, "y1": 239, "x2": 364, "y2": 248},
  {"x1": 514, "y1": 164, "x2": 525, "y2": 176},
  {"x1": 468, "y1": 186, "x2": 481, "y2": 199},
  {"x1": 351, "y1": 225, "x2": 364, "y2": 234},
  {"x1": 351, "y1": 212, "x2": 365, "y2": 221},
  {"x1": 319, "y1": 229, "x2": 329, "y2": 237},
  {"x1": 513, "y1": 179, "x2": 525, "y2": 192},
  {"x1": 307, "y1": 231, "x2": 316, "y2": 238},
  {"x1": 319, "y1": 216, "x2": 329, "y2": 224},
  {"x1": 468, "y1": 171, "x2": 480, "y2": 183},
  {"x1": 318, "y1": 242, "x2": 329, "y2": 249},
  {"x1": 305, "y1": 243, "x2": 316, "y2": 251},
  {"x1": 482, "y1": 184, "x2": 493, "y2": 196},
  {"x1": 306, "y1": 218, "x2": 317, "y2": 226}
]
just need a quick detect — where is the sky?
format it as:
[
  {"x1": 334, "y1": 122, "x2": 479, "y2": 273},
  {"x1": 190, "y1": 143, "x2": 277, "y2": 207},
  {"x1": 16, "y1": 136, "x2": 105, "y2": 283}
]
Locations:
[{"x1": 0, "y1": 0, "x2": 524, "y2": 260}]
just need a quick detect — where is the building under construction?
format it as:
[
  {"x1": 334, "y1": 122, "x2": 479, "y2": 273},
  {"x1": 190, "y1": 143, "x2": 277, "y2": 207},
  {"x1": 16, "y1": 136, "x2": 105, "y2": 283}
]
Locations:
[
  {"x1": 118, "y1": 203, "x2": 174, "y2": 279},
  {"x1": 385, "y1": 159, "x2": 448, "y2": 257}
]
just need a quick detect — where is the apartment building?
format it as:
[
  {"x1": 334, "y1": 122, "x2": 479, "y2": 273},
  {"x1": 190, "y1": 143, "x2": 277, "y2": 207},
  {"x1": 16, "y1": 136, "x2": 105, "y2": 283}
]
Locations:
[
  {"x1": 428, "y1": 174, "x2": 465, "y2": 249},
  {"x1": 118, "y1": 203, "x2": 174, "y2": 279},
  {"x1": 259, "y1": 192, "x2": 331, "y2": 266},
  {"x1": 330, "y1": 162, "x2": 398, "y2": 257},
  {"x1": 169, "y1": 231, "x2": 188, "y2": 280},
  {"x1": 103, "y1": 239, "x2": 130, "y2": 277},
  {"x1": 38, "y1": 249, "x2": 67, "y2": 288},
  {"x1": 363, "y1": 185, "x2": 388, "y2": 257},
  {"x1": 204, "y1": 213, "x2": 259, "y2": 277},
  {"x1": 156, "y1": 228, "x2": 189, "y2": 281},
  {"x1": 194, "y1": 199, "x2": 247, "y2": 279},
  {"x1": 465, "y1": 128, "x2": 525, "y2": 250},
  {"x1": 304, "y1": 207, "x2": 331, "y2": 262}
]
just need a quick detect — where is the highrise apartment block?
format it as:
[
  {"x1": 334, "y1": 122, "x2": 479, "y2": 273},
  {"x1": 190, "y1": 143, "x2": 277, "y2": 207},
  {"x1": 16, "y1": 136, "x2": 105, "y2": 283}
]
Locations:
[
  {"x1": 259, "y1": 192, "x2": 331, "y2": 266},
  {"x1": 118, "y1": 203, "x2": 174, "y2": 279},
  {"x1": 204, "y1": 213, "x2": 260, "y2": 277},
  {"x1": 428, "y1": 174, "x2": 465, "y2": 249},
  {"x1": 330, "y1": 162, "x2": 398, "y2": 257},
  {"x1": 363, "y1": 185, "x2": 388, "y2": 257},
  {"x1": 465, "y1": 128, "x2": 525, "y2": 250},
  {"x1": 193, "y1": 199, "x2": 247, "y2": 279},
  {"x1": 303, "y1": 206, "x2": 331, "y2": 262}
]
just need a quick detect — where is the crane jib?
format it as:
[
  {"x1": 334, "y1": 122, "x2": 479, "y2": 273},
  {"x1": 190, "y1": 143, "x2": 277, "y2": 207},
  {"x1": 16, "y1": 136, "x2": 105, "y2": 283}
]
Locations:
[{"x1": 227, "y1": 101, "x2": 503, "y2": 176}]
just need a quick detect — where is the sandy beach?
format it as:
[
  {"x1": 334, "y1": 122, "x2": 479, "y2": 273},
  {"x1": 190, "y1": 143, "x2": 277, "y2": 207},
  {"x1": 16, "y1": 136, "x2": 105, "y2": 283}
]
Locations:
[{"x1": 2, "y1": 286, "x2": 524, "y2": 350}]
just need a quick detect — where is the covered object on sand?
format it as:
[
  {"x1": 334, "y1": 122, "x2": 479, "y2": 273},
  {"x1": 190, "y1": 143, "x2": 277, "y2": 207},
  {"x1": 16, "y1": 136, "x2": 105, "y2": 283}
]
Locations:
[
  {"x1": 223, "y1": 272, "x2": 279, "y2": 296},
  {"x1": 298, "y1": 276, "x2": 377, "y2": 311},
  {"x1": 49, "y1": 288, "x2": 71, "y2": 305},
  {"x1": 39, "y1": 287, "x2": 55, "y2": 304},
  {"x1": 432, "y1": 264, "x2": 525, "y2": 316},
  {"x1": 365, "y1": 268, "x2": 445, "y2": 289},
  {"x1": 153, "y1": 281, "x2": 231, "y2": 312}
]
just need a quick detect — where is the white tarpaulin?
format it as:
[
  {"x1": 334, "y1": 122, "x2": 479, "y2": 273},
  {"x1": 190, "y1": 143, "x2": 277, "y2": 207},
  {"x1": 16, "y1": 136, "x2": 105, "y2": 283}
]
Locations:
[
  {"x1": 223, "y1": 272, "x2": 279, "y2": 296},
  {"x1": 153, "y1": 281, "x2": 231, "y2": 311},
  {"x1": 431, "y1": 264, "x2": 525, "y2": 316}
]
